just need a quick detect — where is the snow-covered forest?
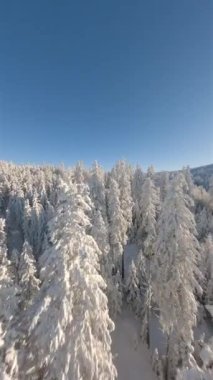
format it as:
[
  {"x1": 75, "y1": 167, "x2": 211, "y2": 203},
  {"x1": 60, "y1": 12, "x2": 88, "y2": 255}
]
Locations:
[{"x1": 0, "y1": 160, "x2": 213, "y2": 380}]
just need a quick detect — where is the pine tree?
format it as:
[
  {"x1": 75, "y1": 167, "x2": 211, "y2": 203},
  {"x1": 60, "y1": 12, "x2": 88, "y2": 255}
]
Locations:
[
  {"x1": 135, "y1": 170, "x2": 159, "y2": 348},
  {"x1": 107, "y1": 176, "x2": 126, "y2": 275},
  {"x1": 89, "y1": 161, "x2": 107, "y2": 222},
  {"x1": 111, "y1": 160, "x2": 133, "y2": 236},
  {"x1": 90, "y1": 209, "x2": 111, "y2": 280},
  {"x1": 136, "y1": 250, "x2": 152, "y2": 347},
  {"x1": 18, "y1": 177, "x2": 117, "y2": 380},
  {"x1": 159, "y1": 171, "x2": 169, "y2": 202},
  {"x1": 125, "y1": 260, "x2": 140, "y2": 312},
  {"x1": 131, "y1": 166, "x2": 144, "y2": 240},
  {"x1": 137, "y1": 169, "x2": 160, "y2": 253},
  {"x1": 203, "y1": 234, "x2": 213, "y2": 305},
  {"x1": 18, "y1": 241, "x2": 40, "y2": 309},
  {"x1": 0, "y1": 219, "x2": 19, "y2": 370},
  {"x1": 153, "y1": 172, "x2": 202, "y2": 379}
]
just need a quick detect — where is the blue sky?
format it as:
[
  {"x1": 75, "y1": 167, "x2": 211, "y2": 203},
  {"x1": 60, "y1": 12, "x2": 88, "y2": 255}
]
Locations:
[{"x1": 0, "y1": 0, "x2": 212, "y2": 171}]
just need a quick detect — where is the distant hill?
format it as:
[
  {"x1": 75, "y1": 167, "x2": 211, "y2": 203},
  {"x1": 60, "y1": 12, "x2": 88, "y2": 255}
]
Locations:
[
  {"x1": 156, "y1": 164, "x2": 213, "y2": 190},
  {"x1": 191, "y1": 164, "x2": 213, "y2": 189}
]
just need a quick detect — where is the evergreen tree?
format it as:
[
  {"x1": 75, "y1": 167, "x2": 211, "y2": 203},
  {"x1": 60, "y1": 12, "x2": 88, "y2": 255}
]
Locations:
[
  {"x1": 137, "y1": 169, "x2": 160, "y2": 252},
  {"x1": 0, "y1": 219, "x2": 19, "y2": 370},
  {"x1": 111, "y1": 160, "x2": 133, "y2": 236},
  {"x1": 153, "y1": 172, "x2": 202, "y2": 379},
  {"x1": 125, "y1": 260, "x2": 140, "y2": 312},
  {"x1": 89, "y1": 161, "x2": 107, "y2": 222},
  {"x1": 17, "y1": 177, "x2": 117, "y2": 380},
  {"x1": 18, "y1": 241, "x2": 40, "y2": 309},
  {"x1": 107, "y1": 176, "x2": 126, "y2": 275},
  {"x1": 203, "y1": 234, "x2": 213, "y2": 305},
  {"x1": 23, "y1": 197, "x2": 46, "y2": 258},
  {"x1": 131, "y1": 166, "x2": 144, "y2": 239}
]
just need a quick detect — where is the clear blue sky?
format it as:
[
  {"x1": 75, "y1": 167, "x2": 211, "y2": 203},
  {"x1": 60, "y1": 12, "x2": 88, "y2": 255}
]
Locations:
[{"x1": 0, "y1": 0, "x2": 212, "y2": 171}]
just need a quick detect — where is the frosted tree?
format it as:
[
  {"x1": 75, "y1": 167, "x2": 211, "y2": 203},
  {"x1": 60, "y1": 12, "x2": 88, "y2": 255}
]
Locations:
[
  {"x1": 183, "y1": 166, "x2": 194, "y2": 197},
  {"x1": 23, "y1": 197, "x2": 46, "y2": 258},
  {"x1": 107, "y1": 176, "x2": 126, "y2": 277},
  {"x1": 68, "y1": 237, "x2": 117, "y2": 380},
  {"x1": 203, "y1": 234, "x2": 213, "y2": 305},
  {"x1": 159, "y1": 171, "x2": 170, "y2": 202},
  {"x1": 90, "y1": 208, "x2": 120, "y2": 316},
  {"x1": 72, "y1": 161, "x2": 88, "y2": 186},
  {"x1": 196, "y1": 207, "x2": 210, "y2": 241},
  {"x1": 111, "y1": 161, "x2": 133, "y2": 237},
  {"x1": 136, "y1": 250, "x2": 152, "y2": 347},
  {"x1": 134, "y1": 170, "x2": 159, "y2": 347},
  {"x1": 0, "y1": 219, "x2": 19, "y2": 370},
  {"x1": 137, "y1": 169, "x2": 160, "y2": 253},
  {"x1": 18, "y1": 241, "x2": 40, "y2": 309},
  {"x1": 6, "y1": 188, "x2": 25, "y2": 253},
  {"x1": 89, "y1": 163, "x2": 117, "y2": 308},
  {"x1": 153, "y1": 172, "x2": 202, "y2": 379},
  {"x1": 90, "y1": 209, "x2": 112, "y2": 284},
  {"x1": 131, "y1": 165, "x2": 144, "y2": 239},
  {"x1": 125, "y1": 260, "x2": 140, "y2": 312},
  {"x1": 10, "y1": 248, "x2": 20, "y2": 284},
  {"x1": 17, "y1": 177, "x2": 117, "y2": 380},
  {"x1": 89, "y1": 161, "x2": 107, "y2": 222},
  {"x1": 6, "y1": 189, "x2": 25, "y2": 234}
]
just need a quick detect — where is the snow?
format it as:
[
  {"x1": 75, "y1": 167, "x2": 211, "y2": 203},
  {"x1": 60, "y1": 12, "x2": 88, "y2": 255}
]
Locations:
[
  {"x1": 205, "y1": 305, "x2": 213, "y2": 318},
  {"x1": 112, "y1": 307, "x2": 157, "y2": 380},
  {"x1": 199, "y1": 336, "x2": 213, "y2": 368}
]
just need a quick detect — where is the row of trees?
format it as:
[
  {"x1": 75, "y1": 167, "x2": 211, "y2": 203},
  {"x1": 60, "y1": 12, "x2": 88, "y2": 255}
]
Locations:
[
  {"x1": 0, "y1": 160, "x2": 213, "y2": 379},
  {"x1": 126, "y1": 169, "x2": 213, "y2": 379}
]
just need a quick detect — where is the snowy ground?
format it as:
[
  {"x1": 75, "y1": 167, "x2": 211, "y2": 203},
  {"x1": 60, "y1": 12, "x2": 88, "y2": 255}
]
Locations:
[
  {"x1": 113, "y1": 244, "x2": 157, "y2": 380},
  {"x1": 112, "y1": 307, "x2": 157, "y2": 380}
]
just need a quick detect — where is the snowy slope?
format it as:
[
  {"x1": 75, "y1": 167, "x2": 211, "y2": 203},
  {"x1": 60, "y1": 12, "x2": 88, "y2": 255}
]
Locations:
[{"x1": 112, "y1": 307, "x2": 157, "y2": 380}]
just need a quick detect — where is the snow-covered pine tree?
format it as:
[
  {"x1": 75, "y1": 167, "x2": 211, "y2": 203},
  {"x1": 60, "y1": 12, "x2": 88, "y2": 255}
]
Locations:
[
  {"x1": 137, "y1": 168, "x2": 160, "y2": 252},
  {"x1": 135, "y1": 249, "x2": 152, "y2": 347},
  {"x1": 6, "y1": 188, "x2": 25, "y2": 254},
  {"x1": 125, "y1": 260, "x2": 140, "y2": 312},
  {"x1": 159, "y1": 171, "x2": 170, "y2": 202},
  {"x1": 23, "y1": 196, "x2": 46, "y2": 258},
  {"x1": 135, "y1": 169, "x2": 160, "y2": 347},
  {"x1": 111, "y1": 160, "x2": 133, "y2": 239},
  {"x1": 183, "y1": 166, "x2": 194, "y2": 197},
  {"x1": 89, "y1": 161, "x2": 107, "y2": 223},
  {"x1": 10, "y1": 248, "x2": 20, "y2": 284},
  {"x1": 17, "y1": 176, "x2": 117, "y2": 380},
  {"x1": 153, "y1": 172, "x2": 202, "y2": 379},
  {"x1": 0, "y1": 219, "x2": 19, "y2": 371},
  {"x1": 107, "y1": 176, "x2": 126, "y2": 275},
  {"x1": 90, "y1": 208, "x2": 121, "y2": 316},
  {"x1": 68, "y1": 235, "x2": 117, "y2": 380},
  {"x1": 131, "y1": 165, "x2": 144, "y2": 240},
  {"x1": 196, "y1": 207, "x2": 210, "y2": 241},
  {"x1": 91, "y1": 209, "x2": 110, "y2": 271},
  {"x1": 203, "y1": 234, "x2": 213, "y2": 305},
  {"x1": 29, "y1": 197, "x2": 46, "y2": 258},
  {"x1": 6, "y1": 189, "x2": 25, "y2": 235},
  {"x1": 18, "y1": 241, "x2": 40, "y2": 309},
  {"x1": 72, "y1": 161, "x2": 88, "y2": 186}
]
